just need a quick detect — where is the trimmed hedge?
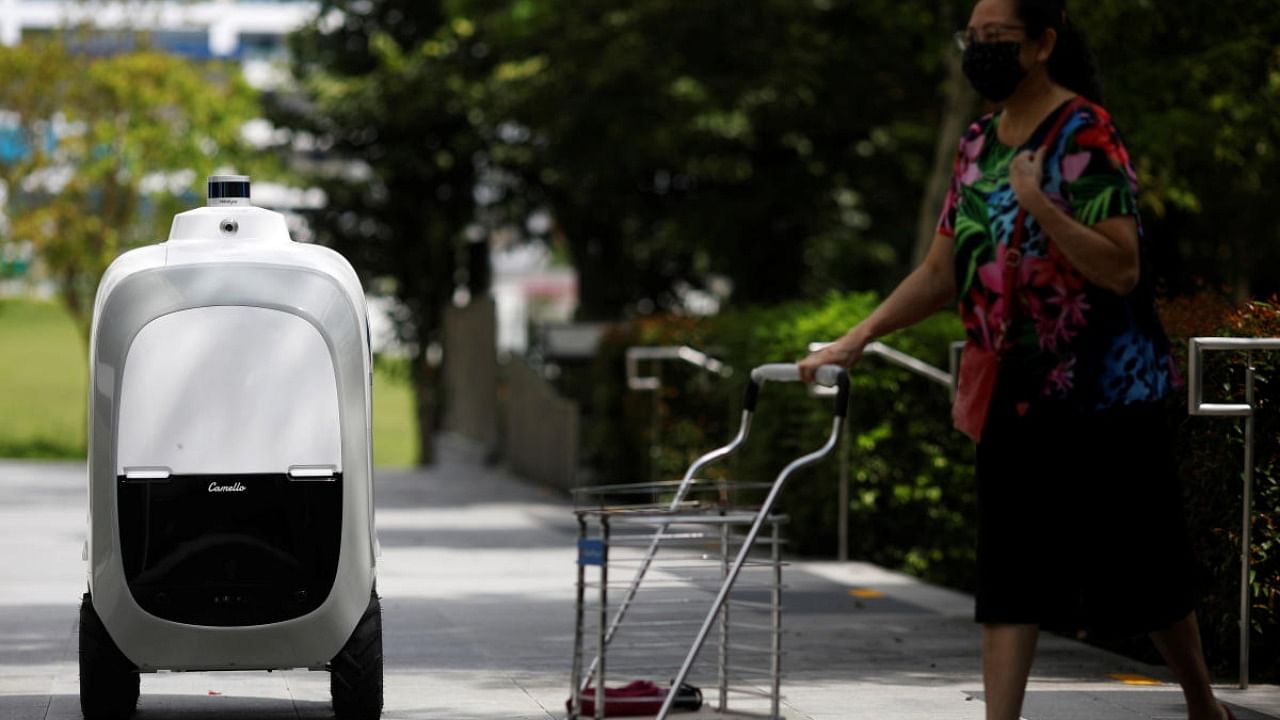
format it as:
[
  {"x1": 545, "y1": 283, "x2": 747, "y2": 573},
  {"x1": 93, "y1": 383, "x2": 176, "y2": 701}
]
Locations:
[{"x1": 583, "y1": 291, "x2": 1279, "y2": 682}]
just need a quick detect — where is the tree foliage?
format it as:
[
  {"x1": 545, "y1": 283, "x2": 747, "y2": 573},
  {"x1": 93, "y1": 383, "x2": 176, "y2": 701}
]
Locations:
[
  {"x1": 489, "y1": 0, "x2": 959, "y2": 317},
  {"x1": 271, "y1": 0, "x2": 1280, "y2": 468},
  {"x1": 0, "y1": 39, "x2": 261, "y2": 337},
  {"x1": 480, "y1": 0, "x2": 1280, "y2": 313},
  {"x1": 1075, "y1": 1, "x2": 1280, "y2": 300},
  {"x1": 271, "y1": 1, "x2": 503, "y2": 463}
]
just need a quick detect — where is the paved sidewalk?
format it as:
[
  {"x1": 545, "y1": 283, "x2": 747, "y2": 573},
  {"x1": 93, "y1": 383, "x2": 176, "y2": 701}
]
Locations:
[{"x1": 1, "y1": 443, "x2": 1277, "y2": 719}]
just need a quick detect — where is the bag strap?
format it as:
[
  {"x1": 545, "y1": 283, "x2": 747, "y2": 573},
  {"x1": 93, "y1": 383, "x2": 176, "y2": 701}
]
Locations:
[{"x1": 998, "y1": 96, "x2": 1085, "y2": 349}]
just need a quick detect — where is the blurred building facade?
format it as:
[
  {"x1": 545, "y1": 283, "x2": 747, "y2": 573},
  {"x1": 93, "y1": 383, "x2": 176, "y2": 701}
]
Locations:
[{"x1": 1, "y1": 1, "x2": 316, "y2": 75}]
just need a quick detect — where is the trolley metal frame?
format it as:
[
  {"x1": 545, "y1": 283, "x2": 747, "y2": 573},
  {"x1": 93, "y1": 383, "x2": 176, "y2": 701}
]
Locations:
[{"x1": 568, "y1": 363, "x2": 849, "y2": 719}]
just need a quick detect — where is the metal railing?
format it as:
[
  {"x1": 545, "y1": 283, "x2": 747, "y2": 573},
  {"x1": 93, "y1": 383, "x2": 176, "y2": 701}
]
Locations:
[
  {"x1": 626, "y1": 346, "x2": 733, "y2": 483},
  {"x1": 866, "y1": 341, "x2": 957, "y2": 390},
  {"x1": 1188, "y1": 336, "x2": 1280, "y2": 689},
  {"x1": 625, "y1": 346, "x2": 733, "y2": 390},
  {"x1": 809, "y1": 340, "x2": 961, "y2": 560},
  {"x1": 807, "y1": 341, "x2": 960, "y2": 396}
]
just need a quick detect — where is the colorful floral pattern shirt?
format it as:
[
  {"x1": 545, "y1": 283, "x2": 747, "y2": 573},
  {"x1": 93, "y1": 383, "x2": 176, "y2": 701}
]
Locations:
[{"x1": 937, "y1": 98, "x2": 1177, "y2": 414}]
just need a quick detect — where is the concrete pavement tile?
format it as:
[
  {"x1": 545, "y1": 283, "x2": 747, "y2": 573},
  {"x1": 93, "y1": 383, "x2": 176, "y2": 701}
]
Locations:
[
  {"x1": 781, "y1": 682, "x2": 985, "y2": 719},
  {"x1": 1218, "y1": 688, "x2": 1280, "y2": 718},
  {"x1": 966, "y1": 689, "x2": 1280, "y2": 720},
  {"x1": 383, "y1": 670, "x2": 555, "y2": 719},
  {"x1": 0, "y1": 693, "x2": 54, "y2": 720},
  {"x1": 795, "y1": 562, "x2": 975, "y2": 618}
]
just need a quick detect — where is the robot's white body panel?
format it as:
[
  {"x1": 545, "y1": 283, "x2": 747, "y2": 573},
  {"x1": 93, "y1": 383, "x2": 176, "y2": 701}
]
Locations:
[
  {"x1": 118, "y1": 306, "x2": 343, "y2": 476},
  {"x1": 87, "y1": 203, "x2": 377, "y2": 671}
]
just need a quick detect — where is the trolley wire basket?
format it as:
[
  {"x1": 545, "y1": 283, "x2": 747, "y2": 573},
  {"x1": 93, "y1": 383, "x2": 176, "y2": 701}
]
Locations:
[{"x1": 568, "y1": 363, "x2": 850, "y2": 719}]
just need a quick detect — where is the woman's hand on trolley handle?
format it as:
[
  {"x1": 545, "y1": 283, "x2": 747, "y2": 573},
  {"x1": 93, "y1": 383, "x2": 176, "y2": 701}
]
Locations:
[
  {"x1": 798, "y1": 228, "x2": 958, "y2": 385},
  {"x1": 797, "y1": 330, "x2": 868, "y2": 384}
]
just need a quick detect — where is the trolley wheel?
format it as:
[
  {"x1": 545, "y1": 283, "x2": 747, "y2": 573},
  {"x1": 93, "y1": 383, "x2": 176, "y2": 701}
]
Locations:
[
  {"x1": 78, "y1": 593, "x2": 140, "y2": 720},
  {"x1": 330, "y1": 590, "x2": 383, "y2": 720}
]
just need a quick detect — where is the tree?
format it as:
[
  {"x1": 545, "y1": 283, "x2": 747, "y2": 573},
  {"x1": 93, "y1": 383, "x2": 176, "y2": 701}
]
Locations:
[
  {"x1": 269, "y1": 0, "x2": 1280, "y2": 469},
  {"x1": 0, "y1": 38, "x2": 262, "y2": 338},
  {"x1": 271, "y1": 1, "x2": 500, "y2": 464},
  {"x1": 488, "y1": 0, "x2": 957, "y2": 319},
  {"x1": 489, "y1": 0, "x2": 1280, "y2": 313},
  {"x1": 913, "y1": 0, "x2": 978, "y2": 267},
  {"x1": 0, "y1": 41, "x2": 67, "y2": 256},
  {"x1": 1074, "y1": 1, "x2": 1280, "y2": 300}
]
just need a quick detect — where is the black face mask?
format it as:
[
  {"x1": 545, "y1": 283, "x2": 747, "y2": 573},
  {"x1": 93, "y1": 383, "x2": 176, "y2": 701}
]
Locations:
[{"x1": 962, "y1": 41, "x2": 1026, "y2": 102}]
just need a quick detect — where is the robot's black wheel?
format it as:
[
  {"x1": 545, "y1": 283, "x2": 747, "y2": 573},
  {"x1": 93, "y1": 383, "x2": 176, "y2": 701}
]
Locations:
[
  {"x1": 330, "y1": 590, "x2": 384, "y2": 720},
  {"x1": 79, "y1": 593, "x2": 140, "y2": 720}
]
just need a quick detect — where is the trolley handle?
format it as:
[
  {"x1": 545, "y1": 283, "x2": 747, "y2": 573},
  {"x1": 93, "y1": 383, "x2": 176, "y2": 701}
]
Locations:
[{"x1": 744, "y1": 363, "x2": 849, "y2": 418}]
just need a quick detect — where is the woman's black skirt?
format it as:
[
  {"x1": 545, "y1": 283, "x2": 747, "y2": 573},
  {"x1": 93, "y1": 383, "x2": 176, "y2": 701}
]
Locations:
[{"x1": 974, "y1": 394, "x2": 1198, "y2": 635}]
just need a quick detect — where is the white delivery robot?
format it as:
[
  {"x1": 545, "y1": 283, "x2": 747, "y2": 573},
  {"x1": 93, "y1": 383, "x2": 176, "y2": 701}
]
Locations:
[{"x1": 81, "y1": 176, "x2": 382, "y2": 720}]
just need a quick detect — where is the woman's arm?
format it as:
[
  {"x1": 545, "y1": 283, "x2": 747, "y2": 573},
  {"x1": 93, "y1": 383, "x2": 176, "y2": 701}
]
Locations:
[
  {"x1": 1011, "y1": 147, "x2": 1140, "y2": 296},
  {"x1": 798, "y1": 231, "x2": 956, "y2": 382}
]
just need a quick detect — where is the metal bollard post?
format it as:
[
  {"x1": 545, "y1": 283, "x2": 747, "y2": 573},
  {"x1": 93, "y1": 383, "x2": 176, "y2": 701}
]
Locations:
[{"x1": 1242, "y1": 354, "x2": 1256, "y2": 689}]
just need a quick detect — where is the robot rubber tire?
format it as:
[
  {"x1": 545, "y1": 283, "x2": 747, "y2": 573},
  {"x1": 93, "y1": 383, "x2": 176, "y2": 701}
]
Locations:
[
  {"x1": 79, "y1": 593, "x2": 140, "y2": 720},
  {"x1": 330, "y1": 590, "x2": 384, "y2": 720}
]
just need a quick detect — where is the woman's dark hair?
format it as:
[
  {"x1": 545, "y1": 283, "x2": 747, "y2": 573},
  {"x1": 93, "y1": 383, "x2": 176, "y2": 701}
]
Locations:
[{"x1": 1016, "y1": 0, "x2": 1104, "y2": 103}]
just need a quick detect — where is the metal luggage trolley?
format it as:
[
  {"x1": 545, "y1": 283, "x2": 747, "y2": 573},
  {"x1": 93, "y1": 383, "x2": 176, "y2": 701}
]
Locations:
[{"x1": 569, "y1": 363, "x2": 850, "y2": 719}]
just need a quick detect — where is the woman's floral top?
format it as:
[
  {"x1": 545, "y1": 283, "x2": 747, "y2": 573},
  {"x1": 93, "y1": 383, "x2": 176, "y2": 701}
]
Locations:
[{"x1": 937, "y1": 98, "x2": 1178, "y2": 414}]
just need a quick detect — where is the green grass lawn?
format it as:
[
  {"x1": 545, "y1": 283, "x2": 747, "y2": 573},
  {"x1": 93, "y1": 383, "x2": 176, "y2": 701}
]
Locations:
[
  {"x1": 0, "y1": 298, "x2": 418, "y2": 466},
  {"x1": 371, "y1": 360, "x2": 418, "y2": 467},
  {"x1": 0, "y1": 299, "x2": 88, "y2": 458}
]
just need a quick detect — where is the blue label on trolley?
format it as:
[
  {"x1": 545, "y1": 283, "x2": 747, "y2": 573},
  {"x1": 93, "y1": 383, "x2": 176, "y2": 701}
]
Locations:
[{"x1": 578, "y1": 539, "x2": 605, "y2": 566}]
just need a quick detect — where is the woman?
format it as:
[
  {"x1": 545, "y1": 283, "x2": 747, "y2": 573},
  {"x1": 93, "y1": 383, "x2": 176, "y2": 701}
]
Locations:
[{"x1": 799, "y1": 1, "x2": 1233, "y2": 719}]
